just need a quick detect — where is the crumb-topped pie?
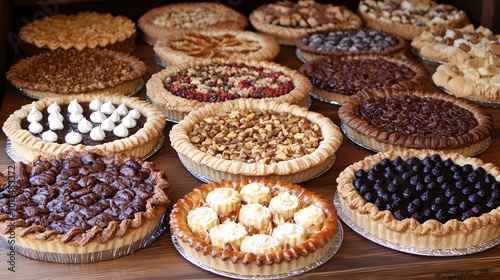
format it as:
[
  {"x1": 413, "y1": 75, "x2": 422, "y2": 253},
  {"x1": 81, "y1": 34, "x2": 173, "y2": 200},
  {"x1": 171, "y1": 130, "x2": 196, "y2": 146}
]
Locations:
[
  {"x1": 296, "y1": 28, "x2": 407, "y2": 62},
  {"x1": 299, "y1": 55, "x2": 429, "y2": 105},
  {"x1": 138, "y1": 2, "x2": 247, "y2": 45},
  {"x1": 0, "y1": 150, "x2": 172, "y2": 262},
  {"x1": 358, "y1": 0, "x2": 468, "y2": 40},
  {"x1": 170, "y1": 179, "x2": 339, "y2": 276},
  {"x1": 249, "y1": 0, "x2": 362, "y2": 45},
  {"x1": 153, "y1": 29, "x2": 280, "y2": 67},
  {"x1": 338, "y1": 88, "x2": 493, "y2": 156},
  {"x1": 336, "y1": 149, "x2": 500, "y2": 250},
  {"x1": 19, "y1": 12, "x2": 137, "y2": 56},
  {"x1": 146, "y1": 58, "x2": 312, "y2": 122},
  {"x1": 2, "y1": 93, "x2": 166, "y2": 161},
  {"x1": 6, "y1": 48, "x2": 146, "y2": 99},
  {"x1": 169, "y1": 99, "x2": 342, "y2": 183}
]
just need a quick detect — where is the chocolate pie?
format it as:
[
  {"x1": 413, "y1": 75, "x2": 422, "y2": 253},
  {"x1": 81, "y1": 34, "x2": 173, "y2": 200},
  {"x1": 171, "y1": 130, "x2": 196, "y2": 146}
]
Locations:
[
  {"x1": 358, "y1": 0, "x2": 468, "y2": 40},
  {"x1": 0, "y1": 150, "x2": 172, "y2": 262},
  {"x1": 146, "y1": 59, "x2": 312, "y2": 122},
  {"x1": 19, "y1": 12, "x2": 137, "y2": 56},
  {"x1": 336, "y1": 149, "x2": 500, "y2": 250},
  {"x1": 6, "y1": 48, "x2": 146, "y2": 99},
  {"x1": 153, "y1": 29, "x2": 280, "y2": 67},
  {"x1": 338, "y1": 88, "x2": 493, "y2": 156},
  {"x1": 299, "y1": 55, "x2": 429, "y2": 104},
  {"x1": 169, "y1": 99, "x2": 342, "y2": 183},
  {"x1": 170, "y1": 179, "x2": 339, "y2": 276},
  {"x1": 138, "y1": 2, "x2": 247, "y2": 45},
  {"x1": 2, "y1": 93, "x2": 166, "y2": 161},
  {"x1": 249, "y1": 0, "x2": 362, "y2": 45}
]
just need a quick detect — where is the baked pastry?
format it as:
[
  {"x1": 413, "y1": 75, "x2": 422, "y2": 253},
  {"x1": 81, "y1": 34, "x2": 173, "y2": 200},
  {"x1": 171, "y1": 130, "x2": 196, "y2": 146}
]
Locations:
[
  {"x1": 170, "y1": 179, "x2": 339, "y2": 276},
  {"x1": 153, "y1": 29, "x2": 280, "y2": 67},
  {"x1": 138, "y1": 2, "x2": 247, "y2": 45},
  {"x1": 2, "y1": 93, "x2": 166, "y2": 161},
  {"x1": 296, "y1": 28, "x2": 407, "y2": 62},
  {"x1": 411, "y1": 25, "x2": 500, "y2": 64},
  {"x1": 169, "y1": 99, "x2": 342, "y2": 183},
  {"x1": 19, "y1": 12, "x2": 137, "y2": 56},
  {"x1": 432, "y1": 44, "x2": 500, "y2": 103},
  {"x1": 336, "y1": 149, "x2": 500, "y2": 250},
  {"x1": 249, "y1": 0, "x2": 362, "y2": 45},
  {"x1": 338, "y1": 88, "x2": 493, "y2": 156},
  {"x1": 358, "y1": 0, "x2": 468, "y2": 40},
  {"x1": 146, "y1": 58, "x2": 312, "y2": 122},
  {"x1": 299, "y1": 55, "x2": 429, "y2": 105},
  {"x1": 0, "y1": 150, "x2": 172, "y2": 263},
  {"x1": 6, "y1": 48, "x2": 146, "y2": 99}
]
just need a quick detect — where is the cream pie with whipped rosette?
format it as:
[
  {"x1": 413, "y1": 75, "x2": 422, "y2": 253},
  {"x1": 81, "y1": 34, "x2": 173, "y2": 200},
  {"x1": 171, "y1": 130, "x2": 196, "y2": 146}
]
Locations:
[
  {"x1": 138, "y1": 2, "x2": 247, "y2": 45},
  {"x1": 0, "y1": 150, "x2": 172, "y2": 263},
  {"x1": 2, "y1": 93, "x2": 165, "y2": 161},
  {"x1": 146, "y1": 58, "x2": 312, "y2": 122},
  {"x1": 19, "y1": 12, "x2": 137, "y2": 56},
  {"x1": 170, "y1": 179, "x2": 339, "y2": 276}
]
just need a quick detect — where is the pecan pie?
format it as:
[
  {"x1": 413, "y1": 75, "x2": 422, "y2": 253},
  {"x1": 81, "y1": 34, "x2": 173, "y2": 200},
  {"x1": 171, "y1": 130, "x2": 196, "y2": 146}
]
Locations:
[
  {"x1": 338, "y1": 88, "x2": 493, "y2": 156},
  {"x1": 336, "y1": 149, "x2": 500, "y2": 250},
  {"x1": 299, "y1": 55, "x2": 429, "y2": 105},
  {"x1": 2, "y1": 93, "x2": 166, "y2": 161},
  {"x1": 0, "y1": 150, "x2": 172, "y2": 262},
  {"x1": 138, "y1": 2, "x2": 247, "y2": 45},
  {"x1": 19, "y1": 12, "x2": 137, "y2": 56},
  {"x1": 170, "y1": 179, "x2": 339, "y2": 276},
  {"x1": 146, "y1": 59, "x2": 312, "y2": 122},
  {"x1": 296, "y1": 28, "x2": 407, "y2": 62},
  {"x1": 153, "y1": 29, "x2": 280, "y2": 67},
  {"x1": 6, "y1": 48, "x2": 146, "y2": 99},
  {"x1": 169, "y1": 99, "x2": 342, "y2": 183},
  {"x1": 249, "y1": 0, "x2": 362, "y2": 45},
  {"x1": 358, "y1": 0, "x2": 468, "y2": 40}
]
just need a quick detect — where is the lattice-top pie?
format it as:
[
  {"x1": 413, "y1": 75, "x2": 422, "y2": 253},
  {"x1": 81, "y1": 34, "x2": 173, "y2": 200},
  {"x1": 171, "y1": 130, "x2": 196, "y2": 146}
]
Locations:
[
  {"x1": 0, "y1": 150, "x2": 172, "y2": 262},
  {"x1": 336, "y1": 149, "x2": 500, "y2": 250},
  {"x1": 170, "y1": 179, "x2": 339, "y2": 276},
  {"x1": 19, "y1": 12, "x2": 137, "y2": 56},
  {"x1": 138, "y1": 2, "x2": 247, "y2": 45},
  {"x1": 153, "y1": 29, "x2": 280, "y2": 67}
]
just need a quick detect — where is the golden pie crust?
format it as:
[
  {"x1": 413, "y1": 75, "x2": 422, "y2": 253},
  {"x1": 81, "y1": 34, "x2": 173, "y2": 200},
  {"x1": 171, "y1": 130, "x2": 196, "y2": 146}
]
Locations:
[
  {"x1": 146, "y1": 58, "x2": 312, "y2": 122},
  {"x1": 358, "y1": 0, "x2": 468, "y2": 40},
  {"x1": 170, "y1": 179, "x2": 338, "y2": 276},
  {"x1": 249, "y1": 0, "x2": 362, "y2": 46},
  {"x1": 19, "y1": 12, "x2": 137, "y2": 56},
  {"x1": 336, "y1": 149, "x2": 500, "y2": 250},
  {"x1": 2, "y1": 93, "x2": 166, "y2": 161},
  {"x1": 338, "y1": 88, "x2": 493, "y2": 156},
  {"x1": 153, "y1": 29, "x2": 280, "y2": 66},
  {"x1": 6, "y1": 48, "x2": 146, "y2": 99},
  {"x1": 138, "y1": 2, "x2": 248, "y2": 45},
  {"x1": 0, "y1": 150, "x2": 172, "y2": 259},
  {"x1": 299, "y1": 55, "x2": 429, "y2": 105},
  {"x1": 169, "y1": 99, "x2": 342, "y2": 183}
]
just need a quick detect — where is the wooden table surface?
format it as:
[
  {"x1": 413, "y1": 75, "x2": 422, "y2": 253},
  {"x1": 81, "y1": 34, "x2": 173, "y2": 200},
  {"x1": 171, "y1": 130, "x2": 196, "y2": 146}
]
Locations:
[{"x1": 1, "y1": 41, "x2": 500, "y2": 279}]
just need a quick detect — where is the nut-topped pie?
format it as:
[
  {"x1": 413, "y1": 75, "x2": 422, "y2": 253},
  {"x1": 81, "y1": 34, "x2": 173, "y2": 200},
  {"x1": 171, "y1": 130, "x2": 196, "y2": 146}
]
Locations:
[
  {"x1": 6, "y1": 48, "x2": 146, "y2": 99},
  {"x1": 3, "y1": 93, "x2": 166, "y2": 161},
  {"x1": 19, "y1": 12, "x2": 137, "y2": 56},
  {"x1": 336, "y1": 149, "x2": 500, "y2": 250},
  {"x1": 169, "y1": 99, "x2": 342, "y2": 183},
  {"x1": 153, "y1": 29, "x2": 280, "y2": 67},
  {"x1": 0, "y1": 150, "x2": 172, "y2": 262},
  {"x1": 170, "y1": 179, "x2": 339, "y2": 276},
  {"x1": 138, "y1": 2, "x2": 247, "y2": 45},
  {"x1": 249, "y1": 0, "x2": 362, "y2": 45},
  {"x1": 146, "y1": 59, "x2": 312, "y2": 122},
  {"x1": 338, "y1": 88, "x2": 493, "y2": 156}
]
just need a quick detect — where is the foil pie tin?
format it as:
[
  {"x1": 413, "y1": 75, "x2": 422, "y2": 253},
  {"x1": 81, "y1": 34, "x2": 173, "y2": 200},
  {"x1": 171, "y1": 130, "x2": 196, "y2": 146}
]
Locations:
[
  {"x1": 410, "y1": 47, "x2": 446, "y2": 66},
  {"x1": 439, "y1": 87, "x2": 500, "y2": 109}
]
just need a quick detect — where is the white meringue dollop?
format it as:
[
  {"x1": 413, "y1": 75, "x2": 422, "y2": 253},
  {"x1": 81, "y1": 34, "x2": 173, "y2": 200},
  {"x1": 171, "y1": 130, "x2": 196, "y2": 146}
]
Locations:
[
  {"x1": 69, "y1": 112, "x2": 84, "y2": 124},
  {"x1": 113, "y1": 123, "x2": 129, "y2": 137},
  {"x1": 100, "y1": 101, "x2": 116, "y2": 115},
  {"x1": 77, "y1": 118, "x2": 93, "y2": 133},
  {"x1": 101, "y1": 118, "x2": 115, "y2": 131},
  {"x1": 47, "y1": 103, "x2": 61, "y2": 114},
  {"x1": 65, "y1": 131, "x2": 82, "y2": 145},
  {"x1": 89, "y1": 98, "x2": 103, "y2": 111},
  {"x1": 109, "y1": 110, "x2": 121, "y2": 123},
  {"x1": 48, "y1": 111, "x2": 64, "y2": 123},
  {"x1": 68, "y1": 99, "x2": 83, "y2": 114},
  {"x1": 128, "y1": 109, "x2": 141, "y2": 119},
  {"x1": 90, "y1": 126, "x2": 106, "y2": 141},
  {"x1": 90, "y1": 110, "x2": 106, "y2": 123},
  {"x1": 41, "y1": 130, "x2": 58, "y2": 142},
  {"x1": 28, "y1": 121, "x2": 44, "y2": 134},
  {"x1": 116, "y1": 104, "x2": 129, "y2": 116},
  {"x1": 49, "y1": 119, "x2": 64, "y2": 130},
  {"x1": 27, "y1": 107, "x2": 43, "y2": 122},
  {"x1": 122, "y1": 114, "x2": 137, "y2": 128}
]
